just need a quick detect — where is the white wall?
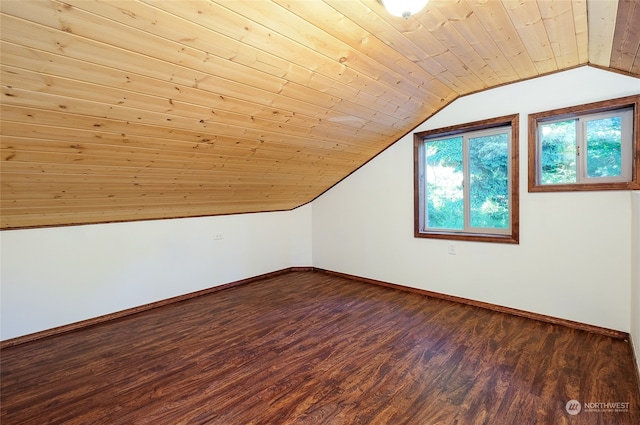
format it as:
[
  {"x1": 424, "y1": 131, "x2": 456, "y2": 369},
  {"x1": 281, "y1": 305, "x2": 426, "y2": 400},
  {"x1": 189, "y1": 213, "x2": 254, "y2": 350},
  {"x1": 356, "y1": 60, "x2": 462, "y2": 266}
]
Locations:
[
  {"x1": 631, "y1": 192, "x2": 640, "y2": 374},
  {"x1": 313, "y1": 66, "x2": 640, "y2": 332},
  {"x1": 0, "y1": 205, "x2": 312, "y2": 340}
]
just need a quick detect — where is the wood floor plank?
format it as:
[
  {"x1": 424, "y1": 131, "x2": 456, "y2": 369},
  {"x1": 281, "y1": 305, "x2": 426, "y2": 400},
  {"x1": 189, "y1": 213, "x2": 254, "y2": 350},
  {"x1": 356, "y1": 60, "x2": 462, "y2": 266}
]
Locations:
[{"x1": 1, "y1": 271, "x2": 638, "y2": 424}]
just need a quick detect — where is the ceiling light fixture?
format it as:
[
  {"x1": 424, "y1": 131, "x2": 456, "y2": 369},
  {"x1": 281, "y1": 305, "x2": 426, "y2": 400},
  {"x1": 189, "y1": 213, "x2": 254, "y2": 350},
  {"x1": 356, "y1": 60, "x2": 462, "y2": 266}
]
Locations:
[{"x1": 382, "y1": 0, "x2": 429, "y2": 19}]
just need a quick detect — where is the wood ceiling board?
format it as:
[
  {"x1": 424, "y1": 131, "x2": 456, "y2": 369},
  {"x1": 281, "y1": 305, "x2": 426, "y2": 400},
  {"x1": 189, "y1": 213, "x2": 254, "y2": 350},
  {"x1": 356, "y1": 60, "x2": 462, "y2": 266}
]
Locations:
[
  {"x1": 418, "y1": 1, "x2": 505, "y2": 89},
  {"x1": 320, "y1": 0, "x2": 459, "y2": 118},
  {"x1": 1, "y1": 0, "x2": 639, "y2": 229},
  {"x1": 610, "y1": 0, "x2": 640, "y2": 74},
  {"x1": 325, "y1": 1, "x2": 446, "y2": 66},
  {"x1": 1, "y1": 187, "x2": 317, "y2": 205},
  {"x1": 1, "y1": 2, "x2": 292, "y2": 96},
  {"x1": 221, "y1": 0, "x2": 433, "y2": 106},
  {"x1": 1, "y1": 142, "x2": 359, "y2": 177},
  {"x1": 144, "y1": 0, "x2": 429, "y2": 116},
  {"x1": 0, "y1": 122, "x2": 371, "y2": 165},
  {"x1": 587, "y1": 0, "x2": 618, "y2": 68},
  {"x1": 0, "y1": 165, "x2": 346, "y2": 187},
  {"x1": 321, "y1": 0, "x2": 475, "y2": 99},
  {"x1": 2, "y1": 88, "x2": 387, "y2": 159},
  {"x1": 538, "y1": 0, "x2": 584, "y2": 69},
  {"x1": 1, "y1": 7, "x2": 411, "y2": 131},
  {"x1": 571, "y1": 0, "x2": 589, "y2": 64},
  {"x1": 2, "y1": 180, "x2": 322, "y2": 193},
  {"x1": 430, "y1": 0, "x2": 519, "y2": 84},
  {"x1": 270, "y1": 0, "x2": 452, "y2": 109},
  {"x1": 1, "y1": 143, "x2": 362, "y2": 178},
  {"x1": 389, "y1": 14, "x2": 486, "y2": 94},
  {"x1": 0, "y1": 42, "x2": 363, "y2": 133},
  {"x1": 2, "y1": 65, "x2": 398, "y2": 146},
  {"x1": 466, "y1": 0, "x2": 539, "y2": 80},
  {"x1": 0, "y1": 106, "x2": 383, "y2": 159},
  {"x1": 0, "y1": 19, "x2": 382, "y2": 129},
  {"x1": 2, "y1": 188, "x2": 315, "y2": 205},
  {"x1": 503, "y1": 0, "x2": 558, "y2": 75},
  {"x1": 0, "y1": 164, "x2": 340, "y2": 182}
]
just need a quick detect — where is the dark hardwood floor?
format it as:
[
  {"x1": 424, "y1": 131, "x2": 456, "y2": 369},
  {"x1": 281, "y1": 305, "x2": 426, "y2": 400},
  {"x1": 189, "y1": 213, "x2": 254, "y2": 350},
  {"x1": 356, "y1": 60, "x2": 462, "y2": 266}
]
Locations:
[{"x1": 1, "y1": 271, "x2": 638, "y2": 424}]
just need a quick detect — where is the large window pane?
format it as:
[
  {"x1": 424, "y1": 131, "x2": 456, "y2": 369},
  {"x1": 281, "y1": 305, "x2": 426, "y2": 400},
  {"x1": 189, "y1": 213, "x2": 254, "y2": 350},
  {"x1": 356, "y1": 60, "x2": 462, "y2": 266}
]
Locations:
[
  {"x1": 415, "y1": 114, "x2": 518, "y2": 243},
  {"x1": 425, "y1": 137, "x2": 463, "y2": 229},
  {"x1": 586, "y1": 117, "x2": 622, "y2": 178},
  {"x1": 540, "y1": 120, "x2": 577, "y2": 184},
  {"x1": 469, "y1": 134, "x2": 509, "y2": 229}
]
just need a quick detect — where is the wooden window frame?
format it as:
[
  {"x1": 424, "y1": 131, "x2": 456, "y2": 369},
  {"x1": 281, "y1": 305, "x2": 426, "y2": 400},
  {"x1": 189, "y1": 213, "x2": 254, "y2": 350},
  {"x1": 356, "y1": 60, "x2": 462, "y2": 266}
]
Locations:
[
  {"x1": 528, "y1": 95, "x2": 640, "y2": 193},
  {"x1": 414, "y1": 114, "x2": 519, "y2": 244}
]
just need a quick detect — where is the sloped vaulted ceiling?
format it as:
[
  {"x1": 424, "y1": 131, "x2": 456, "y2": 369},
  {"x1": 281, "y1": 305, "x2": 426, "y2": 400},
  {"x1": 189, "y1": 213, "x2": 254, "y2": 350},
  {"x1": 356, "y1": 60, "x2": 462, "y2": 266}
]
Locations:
[{"x1": 1, "y1": 0, "x2": 639, "y2": 229}]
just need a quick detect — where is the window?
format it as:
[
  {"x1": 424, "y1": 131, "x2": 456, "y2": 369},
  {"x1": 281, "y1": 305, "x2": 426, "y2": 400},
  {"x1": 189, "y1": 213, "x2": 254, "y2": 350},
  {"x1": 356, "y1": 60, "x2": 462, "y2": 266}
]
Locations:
[
  {"x1": 529, "y1": 95, "x2": 640, "y2": 192},
  {"x1": 414, "y1": 114, "x2": 519, "y2": 244}
]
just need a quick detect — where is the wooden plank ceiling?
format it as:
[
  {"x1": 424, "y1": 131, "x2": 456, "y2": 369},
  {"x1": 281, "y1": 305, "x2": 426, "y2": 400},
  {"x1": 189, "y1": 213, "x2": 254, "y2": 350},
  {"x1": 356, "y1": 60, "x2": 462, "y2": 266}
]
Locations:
[{"x1": 1, "y1": 0, "x2": 639, "y2": 229}]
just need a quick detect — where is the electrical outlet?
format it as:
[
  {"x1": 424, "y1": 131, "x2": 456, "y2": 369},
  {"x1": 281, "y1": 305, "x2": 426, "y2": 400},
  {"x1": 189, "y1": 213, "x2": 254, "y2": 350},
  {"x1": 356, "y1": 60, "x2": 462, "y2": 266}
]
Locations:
[
  {"x1": 448, "y1": 244, "x2": 456, "y2": 255},
  {"x1": 214, "y1": 233, "x2": 224, "y2": 240}
]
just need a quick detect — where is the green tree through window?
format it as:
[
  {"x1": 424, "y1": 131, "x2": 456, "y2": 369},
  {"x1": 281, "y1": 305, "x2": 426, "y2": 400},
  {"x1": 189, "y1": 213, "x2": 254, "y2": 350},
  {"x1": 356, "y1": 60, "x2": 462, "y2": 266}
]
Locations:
[
  {"x1": 529, "y1": 95, "x2": 638, "y2": 193},
  {"x1": 425, "y1": 134, "x2": 509, "y2": 230},
  {"x1": 586, "y1": 117, "x2": 622, "y2": 178},
  {"x1": 425, "y1": 137, "x2": 463, "y2": 229},
  {"x1": 540, "y1": 120, "x2": 577, "y2": 184},
  {"x1": 469, "y1": 133, "x2": 509, "y2": 229},
  {"x1": 415, "y1": 114, "x2": 519, "y2": 244}
]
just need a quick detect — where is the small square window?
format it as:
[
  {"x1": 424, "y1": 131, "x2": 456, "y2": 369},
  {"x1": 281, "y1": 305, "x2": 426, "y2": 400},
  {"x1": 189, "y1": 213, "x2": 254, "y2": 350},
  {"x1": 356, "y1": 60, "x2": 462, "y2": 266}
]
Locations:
[{"x1": 529, "y1": 95, "x2": 639, "y2": 192}]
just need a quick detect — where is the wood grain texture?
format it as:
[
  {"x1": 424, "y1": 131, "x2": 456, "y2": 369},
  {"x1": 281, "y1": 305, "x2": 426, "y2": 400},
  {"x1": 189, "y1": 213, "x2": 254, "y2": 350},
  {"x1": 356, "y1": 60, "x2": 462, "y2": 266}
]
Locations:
[
  {"x1": 2, "y1": 271, "x2": 638, "y2": 424},
  {"x1": 319, "y1": 269, "x2": 629, "y2": 340},
  {"x1": 587, "y1": 0, "x2": 619, "y2": 67},
  {"x1": 1, "y1": 0, "x2": 638, "y2": 229},
  {"x1": 610, "y1": 0, "x2": 640, "y2": 74}
]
